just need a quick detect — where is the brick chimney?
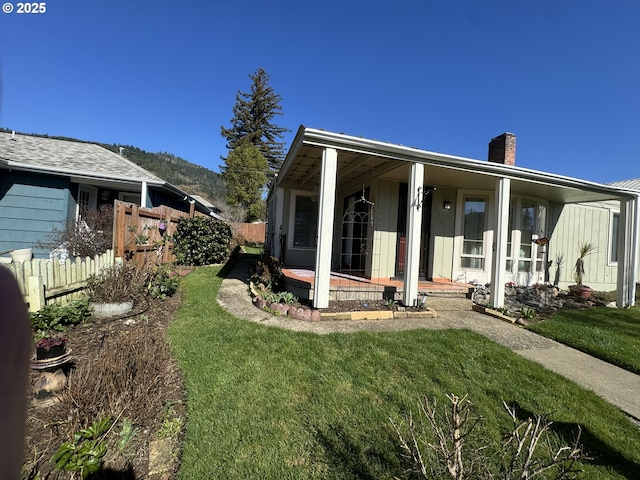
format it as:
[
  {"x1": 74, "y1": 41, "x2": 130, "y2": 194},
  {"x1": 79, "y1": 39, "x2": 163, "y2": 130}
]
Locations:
[{"x1": 488, "y1": 132, "x2": 516, "y2": 166}]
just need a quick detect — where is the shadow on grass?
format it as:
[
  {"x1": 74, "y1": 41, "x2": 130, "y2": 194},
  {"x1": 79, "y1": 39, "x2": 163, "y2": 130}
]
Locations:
[
  {"x1": 512, "y1": 404, "x2": 640, "y2": 479},
  {"x1": 314, "y1": 424, "x2": 401, "y2": 479}
]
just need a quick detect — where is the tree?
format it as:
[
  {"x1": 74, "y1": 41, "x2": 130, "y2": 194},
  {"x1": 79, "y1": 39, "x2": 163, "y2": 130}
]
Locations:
[
  {"x1": 220, "y1": 68, "x2": 289, "y2": 177},
  {"x1": 221, "y1": 143, "x2": 268, "y2": 222}
]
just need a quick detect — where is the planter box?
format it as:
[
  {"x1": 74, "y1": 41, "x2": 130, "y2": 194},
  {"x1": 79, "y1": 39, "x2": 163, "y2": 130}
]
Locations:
[{"x1": 91, "y1": 301, "x2": 134, "y2": 318}]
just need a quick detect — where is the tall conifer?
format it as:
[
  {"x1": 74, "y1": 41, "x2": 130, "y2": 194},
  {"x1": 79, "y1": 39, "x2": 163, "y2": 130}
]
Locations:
[{"x1": 221, "y1": 68, "x2": 288, "y2": 176}]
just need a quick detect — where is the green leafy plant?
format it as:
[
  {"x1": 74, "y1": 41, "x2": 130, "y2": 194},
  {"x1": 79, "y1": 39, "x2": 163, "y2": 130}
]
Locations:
[
  {"x1": 384, "y1": 298, "x2": 397, "y2": 310},
  {"x1": 574, "y1": 242, "x2": 596, "y2": 286},
  {"x1": 30, "y1": 298, "x2": 91, "y2": 339},
  {"x1": 146, "y1": 264, "x2": 180, "y2": 299},
  {"x1": 172, "y1": 216, "x2": 233, "y2": 266},
  {"x1": 250, "y1": 254, "x2": 284, "y2": 291},
  {"x1": 51, "y1": 417, "x2": 112, "y2": 479},
  {"x1": 520, "y1": 307, "x2": 537, "y2": 320},
  {"x1": 262, "y1": 290, "x2": 297, "y2": 305},
  {"x1": 117, "y1": 418, "x2": 138, "y2": 452},
  {"x1": 86, "y1": 262, "x2": 147, "y2": 303}
]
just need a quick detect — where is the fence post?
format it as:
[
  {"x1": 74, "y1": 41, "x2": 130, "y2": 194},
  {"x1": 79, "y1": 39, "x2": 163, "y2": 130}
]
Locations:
[{"x1": 27, "y1": 275, "x2": 45, "y2": 312}]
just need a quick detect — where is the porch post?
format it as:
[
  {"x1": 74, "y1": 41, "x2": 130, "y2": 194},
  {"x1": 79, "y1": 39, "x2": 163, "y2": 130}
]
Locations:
[
  {"x1": 313, "y1": 148, "x2": 338, "y2": 309},
  {"x1": 616, "y1": 195, "x2": 638, "y2": 308},
  {"x1": 140, "y1": 181, "x2": 148, "y2": 208},
  {"x1": 490, "y1": 177, "x2": 511, "y2": 308},
  {"x1": 274, "y1": 187, "x2": 284, "y2": 259},
  {"x1": 403, "y1": 162, "x2": 424, "y2": 306}
]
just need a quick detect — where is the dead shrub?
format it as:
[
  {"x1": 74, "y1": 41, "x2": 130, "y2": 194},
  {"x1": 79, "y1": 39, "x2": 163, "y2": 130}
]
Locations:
[
  {"x1": 63, "y1": 323, "x2": 175, "y2": 434},
  {"x1": 86, "y1": 262, "x2": 147, "y2": 304}
]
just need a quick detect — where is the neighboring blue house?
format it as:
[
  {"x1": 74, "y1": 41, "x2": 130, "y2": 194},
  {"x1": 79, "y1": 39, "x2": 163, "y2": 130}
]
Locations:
[{"x1": 0, "y1": 131, "x2": 219, "y2": 258}]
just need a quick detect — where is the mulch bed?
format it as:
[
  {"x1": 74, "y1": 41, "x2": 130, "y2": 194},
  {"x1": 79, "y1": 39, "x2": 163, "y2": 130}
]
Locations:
[{"x1": 23, "y1": 293, "x2": 185, "y2": 479}]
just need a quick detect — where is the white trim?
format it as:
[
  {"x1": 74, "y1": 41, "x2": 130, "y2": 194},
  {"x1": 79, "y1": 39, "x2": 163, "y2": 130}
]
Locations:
[
  {"x1": 403, "y1": 163, "x2": 424, "y2": 306},
  {"x1": 76, "y1": 184, "x2": 97, "y2": 220},
  {"x1": 490, "y1": 178, "x2": 511, "y2": 308},
  {"x1": 314, "y1": 148, "x2": 338, "y2": 308},
  {"x1": 608, "y1": 209, "x2": 620, "y2": 266}
]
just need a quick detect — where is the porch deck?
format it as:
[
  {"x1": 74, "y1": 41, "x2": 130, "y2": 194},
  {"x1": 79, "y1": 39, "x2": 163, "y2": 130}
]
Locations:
[{"x1": 282, "y1": 268, "x2": 474, "y2": 303}]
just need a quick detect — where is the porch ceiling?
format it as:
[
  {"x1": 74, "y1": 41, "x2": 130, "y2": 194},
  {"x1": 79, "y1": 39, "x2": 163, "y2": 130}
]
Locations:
[{"x1": 276, "y1": 128, "x2": 638, "y2": 205}]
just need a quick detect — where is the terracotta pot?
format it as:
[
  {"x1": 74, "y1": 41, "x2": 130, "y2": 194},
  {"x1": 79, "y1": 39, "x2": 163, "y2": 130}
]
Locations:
[{"x1": 569, "y1": 285, "x2": 593, "y2": 299}]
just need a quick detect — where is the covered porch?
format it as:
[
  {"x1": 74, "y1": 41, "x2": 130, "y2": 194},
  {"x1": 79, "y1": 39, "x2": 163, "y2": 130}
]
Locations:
[{"x1": 282, "y1": 267, "x2": 474, "y2": 304}]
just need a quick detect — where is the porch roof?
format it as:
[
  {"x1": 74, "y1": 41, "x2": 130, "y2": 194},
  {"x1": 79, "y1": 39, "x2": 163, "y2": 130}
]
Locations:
[{"x1": 276, "y1": 126, "x2": 638, "y2": 204}]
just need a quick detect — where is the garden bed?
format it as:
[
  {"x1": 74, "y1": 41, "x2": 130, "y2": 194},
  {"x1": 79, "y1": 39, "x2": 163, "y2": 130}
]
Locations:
[{"x1": 22, "y1": 293, "x2": 185, "y2": 479}]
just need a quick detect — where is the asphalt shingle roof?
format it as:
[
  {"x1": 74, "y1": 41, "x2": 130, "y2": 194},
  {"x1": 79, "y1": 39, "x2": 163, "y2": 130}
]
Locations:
[{"x1": 0, "y1": 132, "x2": 164, "y2": 183}]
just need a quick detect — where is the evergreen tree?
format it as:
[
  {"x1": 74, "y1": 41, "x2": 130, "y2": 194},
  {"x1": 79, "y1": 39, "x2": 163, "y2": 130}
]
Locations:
[
  {"x1": 220, "y1": 68, "x2": 289, "y2": 176},
  {"x1": 221, "y1": 143, "x2": 268, "y2": 222}
]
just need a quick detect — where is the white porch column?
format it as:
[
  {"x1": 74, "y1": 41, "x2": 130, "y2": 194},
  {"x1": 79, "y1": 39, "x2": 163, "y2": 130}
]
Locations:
[
  {"x1": 616, "y1": 195, "x2": 638, "y2": 308},
  {"x1": 274, "y1": 187, "x2": 284, "y2": 259},
  {"x1": 140, "y1": 181, "x2": 148, "y2": 208},
  {"x1": 403, "y1": 163, "x2": 424, "y2": 306},
  {"x1": 490, "y1": 177, "x2": 511, "y2": 308},
  {"x1": 313, "y1": 148, "x2": 338, "y2": 308}
]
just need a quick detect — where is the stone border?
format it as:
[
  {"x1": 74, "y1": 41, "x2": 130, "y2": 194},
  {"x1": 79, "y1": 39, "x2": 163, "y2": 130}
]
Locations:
[{"x1": 250, "y1": 283, "x2": 438, "y2": 322}]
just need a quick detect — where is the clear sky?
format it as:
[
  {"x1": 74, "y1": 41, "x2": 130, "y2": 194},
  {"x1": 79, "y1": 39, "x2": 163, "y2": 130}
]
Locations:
[{"x1": 1, "y1": 1, "x2": 638, "y2": 184}]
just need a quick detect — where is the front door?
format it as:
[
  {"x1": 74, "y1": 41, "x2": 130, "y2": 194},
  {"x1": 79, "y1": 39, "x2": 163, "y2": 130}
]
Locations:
[{"x1": 395, "y1": 183, "x2": 432, "y2": 279}]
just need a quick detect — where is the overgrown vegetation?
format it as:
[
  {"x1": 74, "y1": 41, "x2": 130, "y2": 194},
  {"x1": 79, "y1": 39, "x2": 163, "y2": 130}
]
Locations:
[
  {"x1": 391, "y1": 394, "x2": 584, "y2": 479},
  {"x1": 86, "y1": 262, "x2": 148, "y2": 303},
  {"x1": 170, "y1": 266, "x2": 640, "y2": 479},
  {"x1": 29, "y1": 298, "x2": 92, "y2": 340},
  {"x1": 36, "y1": 204, "x2": 114, "y2": 258},
  {"x1": 249, "y1": 253, "x2": 284, "y2": 292},
  {"x1": 172, "y1": 216, "x2": 233, "y2": 266}
]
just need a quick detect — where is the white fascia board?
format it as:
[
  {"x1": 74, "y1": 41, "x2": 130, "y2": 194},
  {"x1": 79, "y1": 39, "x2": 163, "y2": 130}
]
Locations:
[{"x1": 301, "y1": 128, "x2": 638, "y2": 201}]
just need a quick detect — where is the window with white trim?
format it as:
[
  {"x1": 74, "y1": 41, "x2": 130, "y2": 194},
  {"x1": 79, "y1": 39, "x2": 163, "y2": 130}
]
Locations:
[
  {"x1": 609, "y1": 211, "x2": 620, "y2": 264},
  {"x1": 292, "y1": 195, "x2": 318, "y2": 248},
  {"x1": 461, "y1": 197, "x2": 486, "y2": 269}
]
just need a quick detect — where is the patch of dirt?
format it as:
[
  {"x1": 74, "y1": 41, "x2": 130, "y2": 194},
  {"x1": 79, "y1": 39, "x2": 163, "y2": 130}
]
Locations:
[{"x1": 23, "y1": 293, "x2": 185, "y2": 479}]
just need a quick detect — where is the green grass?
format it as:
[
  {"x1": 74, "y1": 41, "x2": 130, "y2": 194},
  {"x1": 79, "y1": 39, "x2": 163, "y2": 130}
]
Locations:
[
  {"x1": 169, "y1": 265, "x2": 640, "y2": 479},
  {"x1": 527, "y1": 306, "x2": 640, "y2": 375},
  {"x1": 242, "y1": 245, "x2": 263, "y2": 255}
]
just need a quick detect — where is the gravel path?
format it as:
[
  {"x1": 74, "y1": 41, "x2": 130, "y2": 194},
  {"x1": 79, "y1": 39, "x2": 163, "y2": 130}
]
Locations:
[{"x1": 217, "y1": 257, "x2": 640, "y2": 420}]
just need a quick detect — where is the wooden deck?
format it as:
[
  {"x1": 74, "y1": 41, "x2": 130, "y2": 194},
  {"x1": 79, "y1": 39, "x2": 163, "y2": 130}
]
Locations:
[{"x1": 282, "y1": 268, "x2": 474, "y2": 303}]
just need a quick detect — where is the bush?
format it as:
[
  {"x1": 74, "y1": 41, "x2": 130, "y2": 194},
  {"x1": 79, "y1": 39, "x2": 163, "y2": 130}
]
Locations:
[
  {"x1": 37, "y1": 204, "x2": 114, "y2": 258},
  {"x1": 146, "y1": 264, "x2": 180, "y2": 299},
  {"x1": 172, "y1": 216, "x2": 233, "y2": 266},
  {"x1": 30, "y1": 298, "x2": 92, "y2": 339},
  {"x1": 86, "y1": 262, "x2": 147, "y2": 303},
  {"x1": 250, "y1": 254, "x2": 284, "y2": 292}
]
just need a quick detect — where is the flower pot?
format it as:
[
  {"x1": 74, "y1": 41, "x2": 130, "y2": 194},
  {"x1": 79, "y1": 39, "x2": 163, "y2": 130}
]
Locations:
[
  {"x1": 91, "y1": 301, "x2": 134, "y2": 318},
  {"x1": 36, "y1": 344, "x2": 66, "y2": 360},
  {"x1": 10, "y1": 248, "x2": 32, "y2": 262},
  {"x1": 568, "y1": 285, "x2": 593, "y2": 299}
]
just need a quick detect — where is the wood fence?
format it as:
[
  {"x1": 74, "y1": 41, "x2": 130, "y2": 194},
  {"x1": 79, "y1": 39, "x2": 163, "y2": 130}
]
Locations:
[
  {"x1": 6, "y1": 250, "x2": 115, "y2": 312},
  {"x1": 113, "y1": 200, "x2": 205, "y2": 268},
  {"x1": 232, "y1": 222, "x2": 266, "y2": 244}
]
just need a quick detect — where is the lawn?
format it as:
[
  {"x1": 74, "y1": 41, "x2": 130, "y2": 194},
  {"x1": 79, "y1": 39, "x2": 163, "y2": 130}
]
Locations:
[
  {"x1": 527, "y1": 306, "x2": 640, "y2": 375},
  {"x1": 169, "y1": 265, "x2": 640, "y2": 479}
]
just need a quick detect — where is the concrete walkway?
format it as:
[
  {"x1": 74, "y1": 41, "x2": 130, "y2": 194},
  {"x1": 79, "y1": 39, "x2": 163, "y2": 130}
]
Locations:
[{"x1": 217, "y1": 256, "x2": 640, "y2": 421}]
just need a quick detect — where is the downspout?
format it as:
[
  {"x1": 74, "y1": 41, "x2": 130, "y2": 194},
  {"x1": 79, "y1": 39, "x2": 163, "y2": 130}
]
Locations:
[{"x1": 140, "y1": 181, "x2": 148, "y2": 208}]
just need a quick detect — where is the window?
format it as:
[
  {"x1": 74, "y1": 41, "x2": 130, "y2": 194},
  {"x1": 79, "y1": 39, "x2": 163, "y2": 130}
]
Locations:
[
  {"x1": 293, "y1": 195, "x2": 317, "y2": 248},
  {"x1": 518, "y1": 201, "x2": 535, "y2": 272},
  {"x1": 610, "y1": 212, "x2": 620, "y2": 264},
  {"x1": 461, "y1": 197, "x2": 486, "y2": 269}
]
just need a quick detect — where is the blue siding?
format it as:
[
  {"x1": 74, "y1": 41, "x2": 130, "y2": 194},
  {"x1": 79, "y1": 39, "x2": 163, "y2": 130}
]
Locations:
[{"x1": 0, "y1": 172, "x2": 71, "y2": 257}]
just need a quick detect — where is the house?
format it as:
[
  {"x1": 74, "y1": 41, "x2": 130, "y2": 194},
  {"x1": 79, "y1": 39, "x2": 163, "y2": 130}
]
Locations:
[
  {"x1": 0, "y1": 131, "x2": 219, "y2": 257},
  {"x1": 266, "y1": 126, "x2": 639, "y2": 309}
]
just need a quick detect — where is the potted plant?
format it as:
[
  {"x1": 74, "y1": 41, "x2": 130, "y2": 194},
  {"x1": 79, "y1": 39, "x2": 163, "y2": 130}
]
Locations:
[
  {"x1": 35, "y1": 336, "x2": 68, "y2": 360},
  {"x1": 86, "y1": 262, "x2": 146, "y2": 317},
  {"x1": 569, "y1": 242, "x2": 596, "y2": 299}
]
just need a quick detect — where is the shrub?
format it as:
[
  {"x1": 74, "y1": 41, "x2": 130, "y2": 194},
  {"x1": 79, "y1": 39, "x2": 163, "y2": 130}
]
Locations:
[
  {"x1": 86, "y1": 262, "x2": 147, "y2": 303},
  {"x1": 391, "y1": 394, "x2": 584, "y2": 479},
  {"x1": 30, "y1": 298, "x2": 92, "y2": 339},
  {"x1": 250, "y1": 254, "x2": 284, "y2": 292},
  {"x1": 36, "y1": 204, "x2": 114, "y2": 258},
  {"x1": 146, "y1": 264, "x2": 180, "y2": 299},
  {"x1": 172, "y1": 216, "x2": 233, "y2": 266}
]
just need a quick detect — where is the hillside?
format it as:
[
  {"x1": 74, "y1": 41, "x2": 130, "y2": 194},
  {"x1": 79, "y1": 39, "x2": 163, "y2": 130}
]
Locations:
[
  {"x1": 0, "y1": 128, "x2": 225, "y2": 206},
  {"x1": 99, "y1": 143, "x2": 225, "y2": 205}
]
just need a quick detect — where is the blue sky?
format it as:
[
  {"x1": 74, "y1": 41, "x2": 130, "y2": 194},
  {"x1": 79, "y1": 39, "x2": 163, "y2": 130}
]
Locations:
[{"x1": 1, "y1": 1, "x2": 638, "y2": 184}]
